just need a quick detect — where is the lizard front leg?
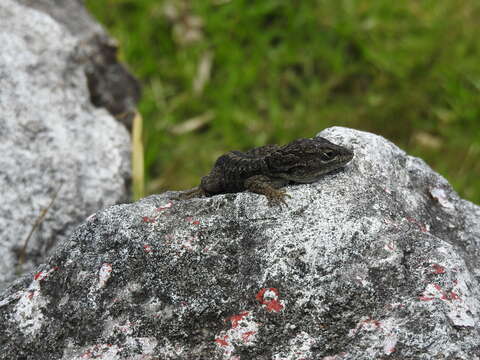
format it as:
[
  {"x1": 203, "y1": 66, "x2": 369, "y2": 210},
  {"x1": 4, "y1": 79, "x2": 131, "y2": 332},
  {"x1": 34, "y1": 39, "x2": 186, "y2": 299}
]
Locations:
[{"x1": 244, "y1": 175, "x2": 290, "y2": 206}]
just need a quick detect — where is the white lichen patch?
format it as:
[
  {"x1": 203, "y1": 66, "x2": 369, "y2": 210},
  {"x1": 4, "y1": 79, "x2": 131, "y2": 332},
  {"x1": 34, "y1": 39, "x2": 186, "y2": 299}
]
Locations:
[
  {"x1": 214, "y1": 311, "x2": 259, "y2": 358},
  {"x1": 348, "y1": 316, "x2": 399, "y2": 355},
  {"x1": 158, "y1": 339, "x2": 187, "y2": 358},
  {"x1": 97, "y1": 263, "x2": 113, "y2": 289},
  {"x1": 164, "y1": 233, "x2": 200, "y2": 255},
  {"x1": 62, "y1": 319, "x2": 158, "y2": 359},
  {"x1": 63, "y1": 343, "x2": 122, "y2": 360},
  {"x1": 125, "y1": 337, "x2": 158, "y2": 358},
  {"x1": 13, "y1": 289, "x2": 46, "y2": 336},
  {"x1": 417, "y1": 248, "x2": 479, "y2": 328},
  {"x1": 139, "y1": 201, "x2": 174, "y2": 227},
  {"x1": 430, "y1": 187, "x2": 455, "y2": 210},
  {"x1": 272, "y1": 331, "x2": 316, "y2": 360},
  {"x1": 12, "y1": 267, "x2": 58, "y2": 336},
  {"x1": 446, "y1": 276, "x2": 478, "y2": 327}
]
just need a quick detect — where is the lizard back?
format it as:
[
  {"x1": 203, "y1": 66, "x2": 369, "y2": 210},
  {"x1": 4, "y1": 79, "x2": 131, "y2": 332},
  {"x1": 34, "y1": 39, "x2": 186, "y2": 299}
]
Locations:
[{"x1": 213, "y1": 146, "x2": 277, "y2": 192}]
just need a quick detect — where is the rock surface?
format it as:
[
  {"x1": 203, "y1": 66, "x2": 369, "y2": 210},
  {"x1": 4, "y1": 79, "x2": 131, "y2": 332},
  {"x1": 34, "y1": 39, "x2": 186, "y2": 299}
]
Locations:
[
  {"x1": 1, "y1": 127, "x2": 480, "y2": 359},
  {"x1": 0, "y1": 0, "x2": 131, "y2": 290},
  {"x1": 17, "y1": 0, "x2": 141, "y2": 127}
]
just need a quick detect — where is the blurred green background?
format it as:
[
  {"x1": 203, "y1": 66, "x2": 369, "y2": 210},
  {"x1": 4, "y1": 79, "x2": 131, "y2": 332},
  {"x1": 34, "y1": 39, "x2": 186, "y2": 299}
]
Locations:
[{"x1": 85, "y1": 0, "x2": 480, "y2": 204}]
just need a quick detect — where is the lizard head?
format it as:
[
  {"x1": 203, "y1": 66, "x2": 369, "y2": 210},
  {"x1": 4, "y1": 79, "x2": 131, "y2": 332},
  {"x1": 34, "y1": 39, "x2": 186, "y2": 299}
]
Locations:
[{"x1": 265, "y1": 137, "x2": 354, "y2": 183}]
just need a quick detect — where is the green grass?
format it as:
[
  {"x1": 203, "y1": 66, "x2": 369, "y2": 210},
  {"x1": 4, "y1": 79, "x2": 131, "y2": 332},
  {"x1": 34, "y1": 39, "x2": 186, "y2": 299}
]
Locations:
[{"x1": 86, "y1": 0, "x2": 480, "y2": 204}]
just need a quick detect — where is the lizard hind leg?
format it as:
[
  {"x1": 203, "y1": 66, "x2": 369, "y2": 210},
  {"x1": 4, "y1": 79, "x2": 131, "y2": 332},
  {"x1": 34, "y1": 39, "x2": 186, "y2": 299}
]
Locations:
[{"x1": 244, "y1": 175, "x2": 290, "y2": 206}]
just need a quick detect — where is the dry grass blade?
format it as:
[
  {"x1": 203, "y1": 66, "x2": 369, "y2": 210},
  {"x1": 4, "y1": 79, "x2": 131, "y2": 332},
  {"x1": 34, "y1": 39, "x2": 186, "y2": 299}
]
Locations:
[
  {"x1": 18, "y1": 182, "x2": 63, "y2": 266},
  {"x1": 132, "y1": 111, "x2": 145, "y2": 200},
  {"x1": 193, "y1": 51, "x2": 213, "y2": 96},
  {"x1": 169, "y1": 111, "x2": 214, "y2": 135}
]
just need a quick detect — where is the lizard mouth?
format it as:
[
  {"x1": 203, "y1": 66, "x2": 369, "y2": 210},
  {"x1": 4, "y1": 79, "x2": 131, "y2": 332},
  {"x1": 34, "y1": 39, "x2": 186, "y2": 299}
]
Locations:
[
  {"x1": 280, "y1": 151, "x2": 353, "y2": 183},
  {"x1": 285, "y1": 167, "x2": 342, "y2": 183}
]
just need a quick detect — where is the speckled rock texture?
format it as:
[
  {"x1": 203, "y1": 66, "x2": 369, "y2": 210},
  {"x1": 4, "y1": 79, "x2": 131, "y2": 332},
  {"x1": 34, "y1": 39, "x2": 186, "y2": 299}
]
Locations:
[
  {"x1": 16, "y1": 0, "x2": 141, "y2": 128},
  {"x1": 0, "y1": 0, "x2": 131, "y2": 290},
  {"x1": 1, "y1": 127, "x2": 479, "y2": 359}
]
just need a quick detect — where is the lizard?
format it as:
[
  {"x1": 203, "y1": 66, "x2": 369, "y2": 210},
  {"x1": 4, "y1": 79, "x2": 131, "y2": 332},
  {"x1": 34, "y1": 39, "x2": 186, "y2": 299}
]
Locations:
[{"x1": 176, "y1": 136, "x2": 354, "y2": 206}]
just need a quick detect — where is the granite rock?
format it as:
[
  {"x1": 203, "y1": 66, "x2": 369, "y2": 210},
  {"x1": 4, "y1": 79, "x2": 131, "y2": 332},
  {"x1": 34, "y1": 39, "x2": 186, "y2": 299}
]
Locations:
[
  {"x1": 0, "y1": 0, "x2": 131, "y2": 290},
  {"x1": 0, "y1": 127, "x2": 479, "y2": 359},
  {"x1": 16, "y1": 0, "x2": 141, "y2": 127}
]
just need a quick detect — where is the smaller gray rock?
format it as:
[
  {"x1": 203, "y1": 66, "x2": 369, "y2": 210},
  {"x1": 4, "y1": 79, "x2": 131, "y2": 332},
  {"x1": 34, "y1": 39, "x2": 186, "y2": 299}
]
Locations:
[
  {"x1": 17, "y1": 0, "x2": 141, "y2": 128},
  {"x1": 0, "y1": 0, "x2": 131, "y2": 290}
]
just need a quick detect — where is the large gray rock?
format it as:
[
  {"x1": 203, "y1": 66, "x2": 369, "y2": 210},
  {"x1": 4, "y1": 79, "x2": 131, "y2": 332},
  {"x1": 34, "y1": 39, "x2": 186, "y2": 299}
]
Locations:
[
  {"x1": 0, "y1": 0, "x2": 131, "y2": 290},
  {"x1": 1, "y1": 127, "x2": 479, "y2": 359}
]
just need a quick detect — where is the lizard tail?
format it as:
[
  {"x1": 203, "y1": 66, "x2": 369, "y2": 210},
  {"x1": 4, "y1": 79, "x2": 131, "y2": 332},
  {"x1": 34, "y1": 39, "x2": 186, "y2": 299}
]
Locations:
[{"x1": 175, "y1": 186, "x2": 206, "y2": 200}]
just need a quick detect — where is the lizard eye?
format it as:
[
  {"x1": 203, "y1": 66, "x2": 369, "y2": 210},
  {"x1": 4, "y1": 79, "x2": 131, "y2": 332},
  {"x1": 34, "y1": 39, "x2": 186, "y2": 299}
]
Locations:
[{"x1": 320, "y1": 150, "x2": 336, "y2": 162}]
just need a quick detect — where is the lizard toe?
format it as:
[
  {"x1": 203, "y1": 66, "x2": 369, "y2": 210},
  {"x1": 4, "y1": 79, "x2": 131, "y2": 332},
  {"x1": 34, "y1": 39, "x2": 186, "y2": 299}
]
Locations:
[{"x1": 266, "y1": 188, "x2": 290, "y2": 207}]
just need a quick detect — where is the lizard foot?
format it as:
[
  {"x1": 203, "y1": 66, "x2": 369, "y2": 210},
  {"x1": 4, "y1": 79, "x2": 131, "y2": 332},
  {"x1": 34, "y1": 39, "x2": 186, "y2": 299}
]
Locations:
[
  {"x1": 264, "y1": 188, "x2": 291, "y2": 207},
  {"x1": 245, "y1": 175, "x2": 291, "y2": 207}
]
